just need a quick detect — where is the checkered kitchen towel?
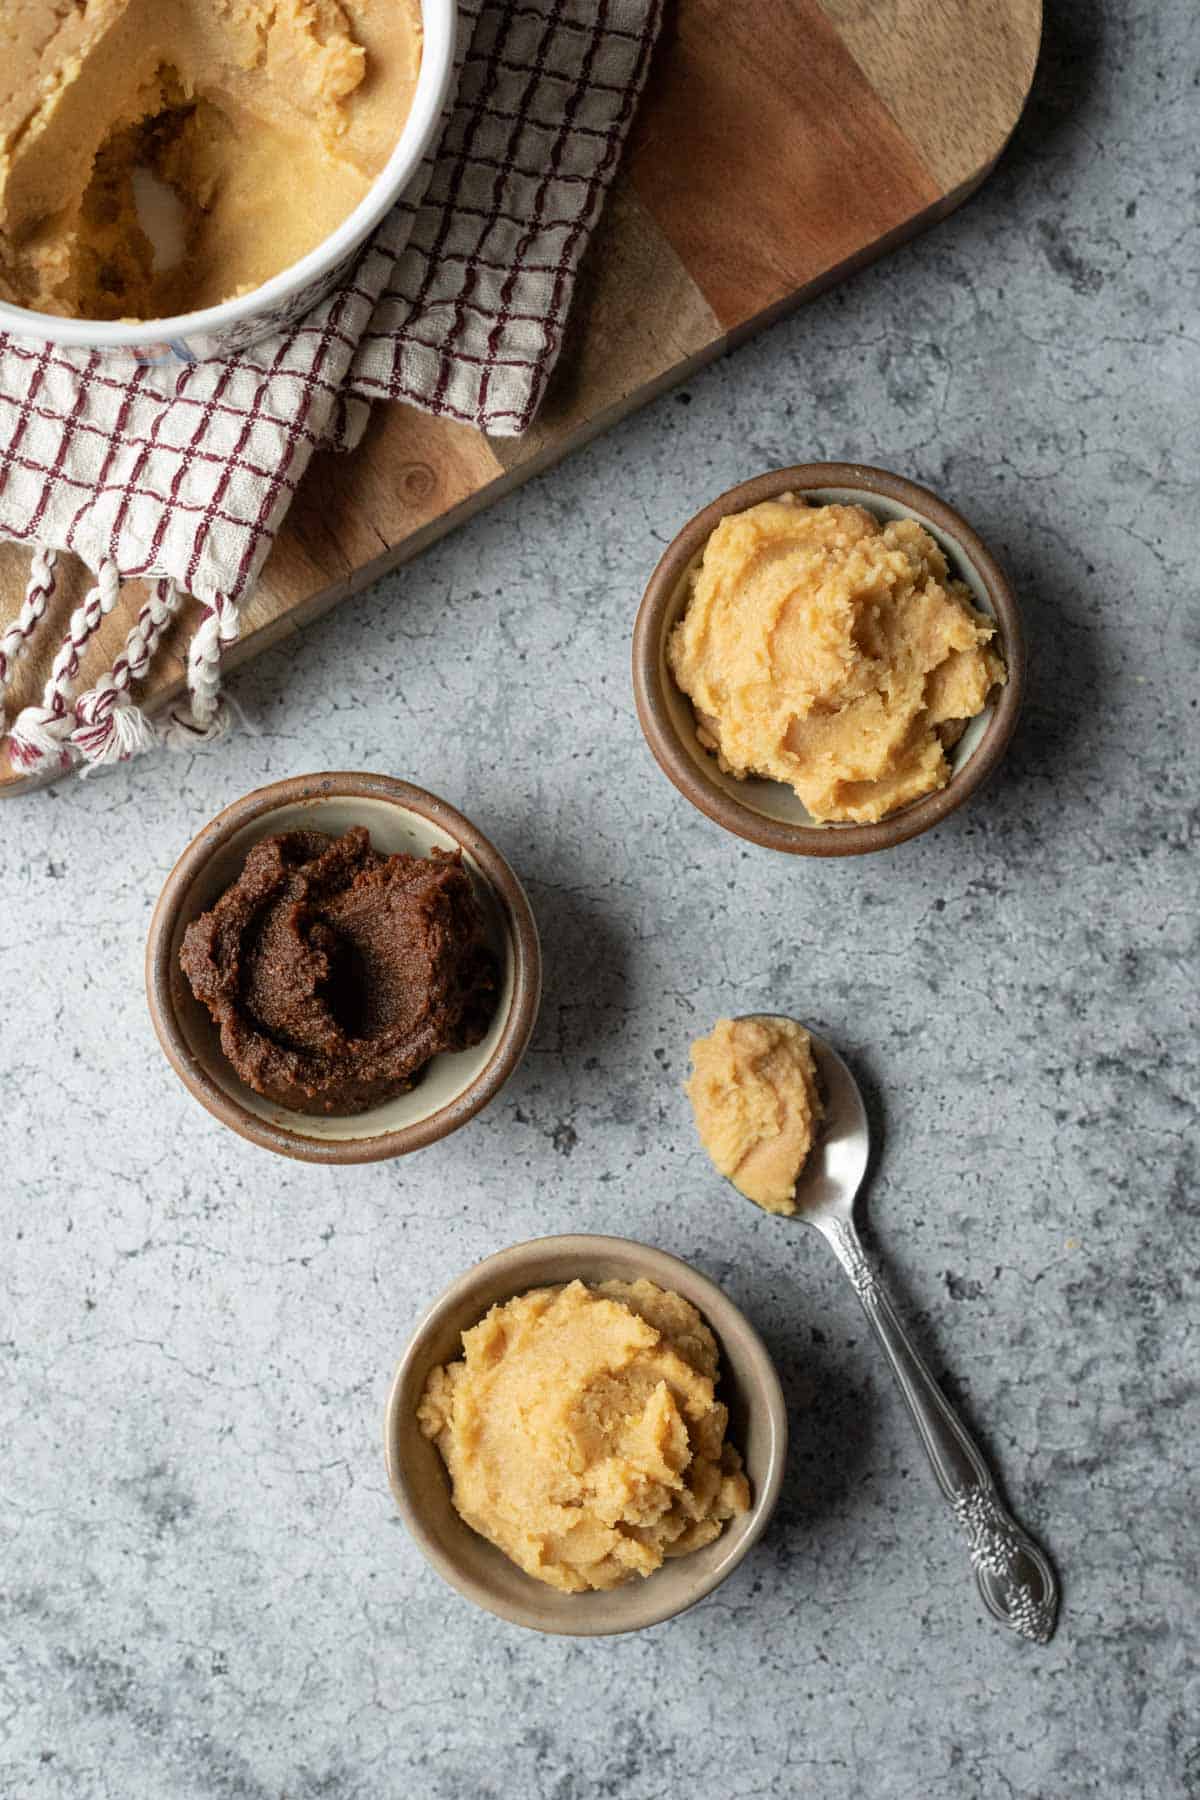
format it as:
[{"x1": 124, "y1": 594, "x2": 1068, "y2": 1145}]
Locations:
[{"x1": 0, "y1": 0, "x2": 661, "y2": 774}]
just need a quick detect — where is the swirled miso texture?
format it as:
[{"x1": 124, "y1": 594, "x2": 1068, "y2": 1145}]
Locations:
[
  {"x1": 0, "y1": 0, "x2": 422, "y2": 319},
  {"x1": 180, "y1": 827, "x2": 496, "y2": 1116},
  {"x1": 418, "y1": 1280, "x2": 750, "y2": 1593},
  {"x1": 687, "y1": 1016, "x2": 823, "y2": 1215},
  {"x1": 668, "y1": 497, "x2": 1006, "y2": 823}
]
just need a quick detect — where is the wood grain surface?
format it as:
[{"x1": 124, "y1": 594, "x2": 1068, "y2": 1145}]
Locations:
[{"x1": 0, "y1": 0, "x2": 1041, "y2": 794}]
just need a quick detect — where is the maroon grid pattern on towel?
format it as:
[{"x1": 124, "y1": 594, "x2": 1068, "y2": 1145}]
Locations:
[
  {"x1": 0, "y1": 287, "x2": 385, "y2": 612},
  {"x1": 0, "y1": 0, "x2": 661, "y2": 774},
  {"x1": 345, "y1": 0, "x2": 660, "y2": 437}
]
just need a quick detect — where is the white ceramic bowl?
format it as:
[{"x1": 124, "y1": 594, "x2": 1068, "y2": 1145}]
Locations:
[{"x1": 0, "y1": 0, "x2": 457, "y2": 366}]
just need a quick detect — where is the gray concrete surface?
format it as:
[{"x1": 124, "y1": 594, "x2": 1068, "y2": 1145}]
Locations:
[{"x1": 3, "y1": 4, "x2": 1198, "y2": 1795}]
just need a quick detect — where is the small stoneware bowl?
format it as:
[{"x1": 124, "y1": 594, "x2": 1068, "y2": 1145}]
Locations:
[
  {"x1": 385, "y1": 1233, "x2": 788, "y2": 1636},
  {"x1": 146, "y1": 772, "x2": 541, "y2": 1163},
  {"x1": 633, "y1": 463, "x2": 1026, "y2": 856}
]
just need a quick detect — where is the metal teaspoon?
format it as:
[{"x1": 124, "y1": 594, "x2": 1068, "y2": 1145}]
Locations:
[{"x1": 736, "y1": 1016, "x2": 1059, "y2": 1644}]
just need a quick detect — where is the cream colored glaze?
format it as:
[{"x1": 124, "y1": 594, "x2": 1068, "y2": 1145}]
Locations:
[
  {"x1": 418, "y1": 1279, "x2": 750, "y2": 1593},
  {"x1": 0, "y1": 0, "x2": 422, "y2": 320},
  {"x1": 686, "y1": 1015, "x2": 823, "y2": 1215},
  {"x1": 668, "y1": 497, "x2": 1006, "y2": 824}
]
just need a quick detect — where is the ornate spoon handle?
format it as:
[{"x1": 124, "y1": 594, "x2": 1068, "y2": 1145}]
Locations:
[{"x1": 817, "y1": 1215, "x2": 1059, "y2": 1644}]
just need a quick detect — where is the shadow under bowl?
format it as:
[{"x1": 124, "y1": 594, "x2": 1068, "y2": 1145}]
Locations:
[
  {"x1": 145, "y1": 771, "x2": 541, "y2": 1163},
  {"x1": 385, "y1": 1233, "x2": 788, "y2": 1635},
  {"x1": 632, "y1": 462, "x2": 1026, "y2": 857}
]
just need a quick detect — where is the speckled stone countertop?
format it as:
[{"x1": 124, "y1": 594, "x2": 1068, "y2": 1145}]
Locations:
[{"x1": 3, "y1": 5, "x2": 1197, "y2": 1796}]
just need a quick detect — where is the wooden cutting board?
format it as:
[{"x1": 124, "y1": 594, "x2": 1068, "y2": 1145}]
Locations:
[{"x1": 0, "y1": 0, "x2": 1041, "y2": 795}]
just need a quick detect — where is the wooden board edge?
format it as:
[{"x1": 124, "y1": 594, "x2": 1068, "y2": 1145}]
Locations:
[{"x1": 823, "y1": 0, "x2": 1043, "y2": 201}]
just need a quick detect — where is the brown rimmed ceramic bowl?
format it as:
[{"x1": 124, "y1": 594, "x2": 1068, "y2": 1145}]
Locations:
[
  {"x1": 146, "y1": 772, "x2": 541, "y2": 1163},
  {"x1": 633, "y1": 463, "x2": 1026, "y2": 856},
  {"x1": 385, "y1": 1234, "x2": 788, "y2": 1636}
]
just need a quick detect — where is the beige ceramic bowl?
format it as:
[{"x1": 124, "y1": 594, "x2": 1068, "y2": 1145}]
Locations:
[
  {"x1": 146, "y1": 772, "x2": 541, "y2": 1163},
  {"x1": 385, "y1": 1233, "x2": 788, "y2": 1636},
  {"x1": 633, "y1": 463, "x2": 1026, "y2": 856}
]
